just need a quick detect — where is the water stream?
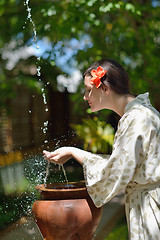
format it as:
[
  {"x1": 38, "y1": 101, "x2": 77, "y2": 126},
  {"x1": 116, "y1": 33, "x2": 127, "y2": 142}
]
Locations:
[
  {"x1": 43, "y1": 140, "x2": 69, "y2": 187},
  {"x1": 24, "y1": 0, "x2": 68, "y2": 186}
]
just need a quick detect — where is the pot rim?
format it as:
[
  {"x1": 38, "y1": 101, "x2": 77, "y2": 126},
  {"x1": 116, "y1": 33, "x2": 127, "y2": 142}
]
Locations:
[{"x1": 35, "y1": 180, "x2": 87, "y2": 193}]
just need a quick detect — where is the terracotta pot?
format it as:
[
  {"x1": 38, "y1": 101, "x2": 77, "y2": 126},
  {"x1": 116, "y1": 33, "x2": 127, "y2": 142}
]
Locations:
[{"x1": 32, "y1": 181, "x2": 102, "y2": 240}]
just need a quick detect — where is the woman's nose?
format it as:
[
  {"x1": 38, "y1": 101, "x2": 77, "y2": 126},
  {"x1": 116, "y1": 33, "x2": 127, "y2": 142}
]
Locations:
[{"x1": 83, "y1": 93, "x2": 88, "y2": 101}]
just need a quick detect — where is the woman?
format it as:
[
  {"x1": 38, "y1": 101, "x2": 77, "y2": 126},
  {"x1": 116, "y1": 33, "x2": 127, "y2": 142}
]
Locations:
[{"x1": 43, "y1": 59, "x2": 160, "y2": 240}]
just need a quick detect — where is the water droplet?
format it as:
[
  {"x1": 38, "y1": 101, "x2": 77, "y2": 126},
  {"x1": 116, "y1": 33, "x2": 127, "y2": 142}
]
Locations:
[
  {"x1": 44, "y1": 121, "x2": 48, "y2": 126},
  {"x1": 37, "y1": 66, "x2": 41, "y2": 76},
  {"x1": 43, "y1": 129, "x2": 46, "y2": 133}
]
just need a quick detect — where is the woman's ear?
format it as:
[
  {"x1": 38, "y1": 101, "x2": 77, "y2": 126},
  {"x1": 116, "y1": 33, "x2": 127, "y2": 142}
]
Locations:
[{"x1": 101, "y1": 83, "x2": 110, "y2": 94}]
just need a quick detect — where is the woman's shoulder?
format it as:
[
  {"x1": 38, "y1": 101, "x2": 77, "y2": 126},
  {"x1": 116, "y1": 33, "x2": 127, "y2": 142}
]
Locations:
[
  {"x1": 121, "y1": 104, "x2": 160, "y2": 129},
  {"x1": 115, "y1": 105, "x2": 159, "y2": 141}
]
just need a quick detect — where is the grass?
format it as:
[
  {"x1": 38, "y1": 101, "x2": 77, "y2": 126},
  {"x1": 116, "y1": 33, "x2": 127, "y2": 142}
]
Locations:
[{"x1": 104, "y1": 215, "x2": 128, "y2": 240}]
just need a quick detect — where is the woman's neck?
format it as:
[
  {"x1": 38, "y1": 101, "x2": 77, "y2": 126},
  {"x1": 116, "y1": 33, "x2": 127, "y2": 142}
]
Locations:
[{"x1": 109, "y1": 92, "x2": 135, "y2": 117}]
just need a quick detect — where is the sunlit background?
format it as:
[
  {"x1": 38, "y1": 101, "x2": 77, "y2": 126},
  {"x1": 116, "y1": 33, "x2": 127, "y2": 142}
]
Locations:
[{"x1": 0, "y1": 0, "x2": 160, "y2": 239}]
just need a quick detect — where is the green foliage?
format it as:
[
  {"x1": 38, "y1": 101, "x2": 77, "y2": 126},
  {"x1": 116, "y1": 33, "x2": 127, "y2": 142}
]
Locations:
[
  {"x1": 0, "y1": 0, "x2": 160, "y2": 113},
  {"x1": 72, "y1": 117, "x2": 114, "y2": 153}
]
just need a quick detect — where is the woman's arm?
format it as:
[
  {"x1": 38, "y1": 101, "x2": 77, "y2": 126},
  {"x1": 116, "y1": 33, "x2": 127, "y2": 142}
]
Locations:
[{"x1": 43, "y1": 147, "x2": 91, "y2": 165}]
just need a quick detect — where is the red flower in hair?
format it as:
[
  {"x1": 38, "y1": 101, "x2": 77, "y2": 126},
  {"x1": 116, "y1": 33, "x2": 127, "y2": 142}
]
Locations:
[{"x1": 90, "y1": 66, "x2": 107, "y2": 88}]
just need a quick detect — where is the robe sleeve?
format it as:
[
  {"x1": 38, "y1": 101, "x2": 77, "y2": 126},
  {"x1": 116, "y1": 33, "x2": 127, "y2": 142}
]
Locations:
[{"x1": 83, "y1": 110, "x2": 145, "y2": 207}]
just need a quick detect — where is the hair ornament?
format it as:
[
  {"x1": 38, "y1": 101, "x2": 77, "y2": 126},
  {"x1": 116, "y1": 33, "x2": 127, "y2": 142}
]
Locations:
[{"x1": 90, "y1": 66, "x2": 107, "y2": 88}]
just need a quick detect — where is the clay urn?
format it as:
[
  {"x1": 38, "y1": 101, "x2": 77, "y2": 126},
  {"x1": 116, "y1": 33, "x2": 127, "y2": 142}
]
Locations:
[{"x1": 32, "y1": 181, "x2": 102, "y2": 240}]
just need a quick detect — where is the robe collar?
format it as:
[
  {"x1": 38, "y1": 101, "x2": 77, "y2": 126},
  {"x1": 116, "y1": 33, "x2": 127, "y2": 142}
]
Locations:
[{"x1": 124, "y1": 92, "x2": 150, "y2": 113}]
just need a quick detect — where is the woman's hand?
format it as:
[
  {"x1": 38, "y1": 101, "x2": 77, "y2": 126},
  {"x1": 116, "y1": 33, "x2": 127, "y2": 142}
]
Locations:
[
  {"x1": 43, "y1": 147, "x2": 72, "y2": 164},
  {"x1": 43, "y1": 147, "x2": 91, "y2": 165}
]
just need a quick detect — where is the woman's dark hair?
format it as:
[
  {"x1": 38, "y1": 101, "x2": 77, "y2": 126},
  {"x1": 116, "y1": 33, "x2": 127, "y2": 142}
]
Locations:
[{"x1": 83, "y1": 58, "x2": 130, "y2": 94}]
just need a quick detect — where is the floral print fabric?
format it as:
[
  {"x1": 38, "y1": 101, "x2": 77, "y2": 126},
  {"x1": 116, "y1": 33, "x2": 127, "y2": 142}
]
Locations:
[{"x1": 83, "y1": 93, "x2": 160, "y2": 239}]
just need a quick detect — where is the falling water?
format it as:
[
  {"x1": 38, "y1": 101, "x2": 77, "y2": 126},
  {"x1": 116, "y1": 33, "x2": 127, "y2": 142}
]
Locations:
[
  {"x1": 24, "y1": 0, "x2": 49, "y2": 143},
  {"x1": 24, "y1": 0, "x2": 39, "y2": 49},
  {"x1": 43, "y1": 140, "x2": 68, "y2": 187},
  {"x1": 43, "y1": 161, "x2": 50, "y2": 186},
  {"x1": 44, "y1": 161, "x2": 68, "y2": 187},
  {"x1": 60, "y1": 164, "x2": 68, "y2": 183},
  {"x1": 43, "y1": 140, "x2": 61, "y2": 186},
  {"x1": 24, "y1": 0, "x2": 68, "y2": 186},
  {"x1": 24, "y1": 0, "x2": 48, "y2": 113}
]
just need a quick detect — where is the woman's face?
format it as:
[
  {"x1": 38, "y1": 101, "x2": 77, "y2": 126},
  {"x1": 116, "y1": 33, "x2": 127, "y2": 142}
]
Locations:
[{"x1": 83, "y1": 75, "x2": 106, "y2": 112}]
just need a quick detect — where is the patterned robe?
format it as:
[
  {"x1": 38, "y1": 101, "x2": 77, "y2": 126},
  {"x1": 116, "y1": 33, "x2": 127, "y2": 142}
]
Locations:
[{"x1": 83, "y1": 93, "x2": 160, "y2": 240}]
